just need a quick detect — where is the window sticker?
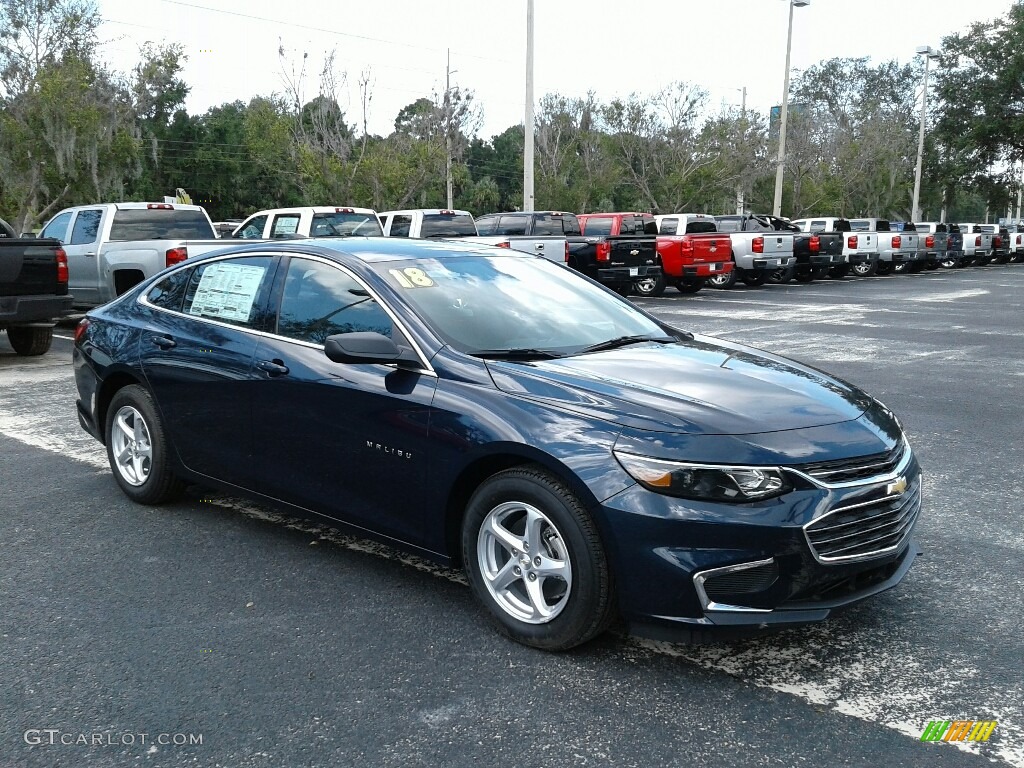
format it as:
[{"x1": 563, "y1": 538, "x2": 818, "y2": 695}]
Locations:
[
  {"x1": 189, "y1": 263, "x2": 265, "y2": 323},
  {"x1": 388, "y1": 267, "x2": 435, "y2": 288}
]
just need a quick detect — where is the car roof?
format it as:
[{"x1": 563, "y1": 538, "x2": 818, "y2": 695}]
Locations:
[{"x1": 380, "y1": 209, "x2": 472, "y2": 216}]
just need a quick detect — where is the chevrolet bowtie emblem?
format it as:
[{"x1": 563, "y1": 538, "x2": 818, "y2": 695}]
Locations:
[
  {"x1": 887, "y1": 476, "x2": 908, "y2": 496},
  {"x1": 630, "y1": 249, "x2": 639, "y2": 256},
  {"x1": 710, "y1": 244, "x2": 718, "y2": 252}
]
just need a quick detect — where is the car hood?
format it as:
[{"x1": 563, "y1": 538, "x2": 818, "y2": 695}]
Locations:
[{"x1": 485, "y1": 335, "x2": 874, "y2": 435}]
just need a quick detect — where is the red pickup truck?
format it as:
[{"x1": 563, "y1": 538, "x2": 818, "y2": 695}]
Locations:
[{"x1": 578, "y1": 212, "x2": 731, "y2": 297}]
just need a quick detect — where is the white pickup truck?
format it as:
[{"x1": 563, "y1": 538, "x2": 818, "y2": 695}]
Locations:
[
  {"x1": 711, "y1": 214, "x2": 796, "y2": 288},
  {"x1": 789, "y1": 216, "x2": 880, "y2": 277},
  {"x1": 379, "y1": 208, "x2": 568, "y2": 262},
  {"x1": 849, "y1": 219, "x2": 919, "y2": 275},
  {"x1": 37, "y1": 202, "x2": 230, "y2": 309},
  {"x1": 232, "y1": 206, "x2": 383, "y2": 239},
  {"x1": 957, "y1": 224, "x2": 995, "y2": 265}
]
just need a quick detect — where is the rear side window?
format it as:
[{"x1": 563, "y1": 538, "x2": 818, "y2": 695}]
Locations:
[
  {"x1": 561, "y1": 214, "x2": 581, "y2": 236},
  {"x1": 532, "y1": 214, "x2": 563, "y2": 236},
  {"x1": 309, "y1": 212, "x2": 383, "y2": 237},
  {"x1": 421, "y1": 214, "x2": 477, "y2": 237},
  {"x1": 109, "y1": 209, "x2": 215, "y2": 240},
  {"x1": 182, "y1": 255, "x2": 275, "y2": 329},
  {"x1": 235, "y1": 215, "x2": 267, "y2": 239},
  {"x1": 495, "y1": 216, "x2": 528, "y2": 236},
  {"x1": 640, "y1": 216, "x2": 658, "y2": 235},
  {"x1": 40, "y1": 211, "x2": 73, "y2": 242},
  {"x1": 659, "y1": 218, "x2": 678, "y2": 235},
  {"x1": 582, "y1": 217, "x2": 613, "y2": 236},
  {"x1": 146, "y1": 266, "x2": 194, "y2": 312},
  {"x1": 277, "y1": 258, "x2": 394, "y2": 345},
  {"x1": 389, "y1": 215, "x2": 412, "y2": 237},
  {"x1": 70, "y1": 209, "x2": 103, "y2": 244},
  {"x1": 686, "y1": 221, "x2": 717, "y2": 234},
  {"x1": 618, "y1": 217, "x2": 636, "y2": 235}
]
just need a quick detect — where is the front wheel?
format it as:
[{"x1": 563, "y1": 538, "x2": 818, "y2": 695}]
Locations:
[
  {"x1": 104, "y1": 385, "x2": 185, "y2": 504},
  {"x1": 632, "y1": 271, "x2": 666, "y2": 298},
  {"x1": 462, "y1": 467, "x2": 614, "y2": 650},
  {"x1": 6, "y1": 326, "x2": 53, "y2": 356},
  {"x1": 707, "y1": 268, "x2": 738, "y2": 289},
  {"x1": 850, "y1": 260, "x2": 877, "y2": 277},
  {"x1": 674, "y1": 278, "x2": 704, "y2": 294}
]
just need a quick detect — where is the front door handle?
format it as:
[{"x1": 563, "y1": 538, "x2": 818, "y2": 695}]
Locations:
[
  {"x1": 535, "y1": 243, "x2": 545, "y2": 249},
  {"x1": 150, "y1": 335, "x2": 176, "y2": 349},
  {"x1": 256, "y1": 359, "x2": 289, "y2": 376}
]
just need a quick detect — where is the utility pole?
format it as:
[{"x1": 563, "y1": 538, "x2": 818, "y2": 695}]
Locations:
[
  {"x1": 736, "y1": 86, "x2": 747, "y2": 215},
  {"x1": 1015, "y1": 167, "x2": 1022, "y2": 222},
  {"x1": 445, "y1": 48, "x2": 454, "y2": 209},
  {"x1": 911, "y1": 46, "x2": 938, "y2": 223},
  {"x1": 773, "y1": 0, "x2": 809, "y2": 218},
  {"x1": 523, "y1": 0, "x2": 535, "y2": 212}
]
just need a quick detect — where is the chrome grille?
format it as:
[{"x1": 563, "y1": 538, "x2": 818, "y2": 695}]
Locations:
[
  {"x1": 798, "y1": 441, "x2": 905, "y2": 484},
  {"x1": 805, "y1": 478, "x2": 921, "y2": 563}
]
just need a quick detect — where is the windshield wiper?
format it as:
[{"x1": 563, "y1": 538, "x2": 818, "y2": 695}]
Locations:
[
  {"x1": 468, "y1": 348, "x2": 564, "y2": 360},
  {"x1": 576, "y1": 335, "x2": 677, "y2": 355}
]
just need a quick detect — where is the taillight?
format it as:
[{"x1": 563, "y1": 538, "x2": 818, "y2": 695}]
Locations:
[
  {"x1": 848, "y1": 235, "x2": 858, "y2": 249},
  {"x1": 74, "y1": 318, "x2": 90, "y2": 343},
  {"x1": 564, "y1": 241, "x2": 569, "y2": 263},
  {"x1": 494, "y1": 241, "x2": 511, "y2": 248},
  {"x1": 925, "y1": 235, "x2": 934, "y2": 248},
  {"x1": 809, "y1": 235, "x2": 820, "y2": 252},
  {"x1": 976, "y1": 235, "x2": 982, "y2": 246},
  {"x1": 752, "y1": 237, "x2": 764, "y2": 253},
  {"x1": 892, "y1": 235, "x2": 901, "y2": 249},
  {"x1": 595, "y1": 242, "x2": 611, "y2": 262},
  {"x1": 55, "y1": 247, "x2": 68, "y2": 284},
  {"x1": 679, "y1": 238, "x2": 694, "y2": 256},
  {"x1": 1017, "y1": 235, "x2": 1021, "y2": 245},
  {"x1": 165, "y1": 247, "x2": 188, "y2": 267},
  {"x1": 994, "y1": 236, "x2": 1002, "y2": 247}
]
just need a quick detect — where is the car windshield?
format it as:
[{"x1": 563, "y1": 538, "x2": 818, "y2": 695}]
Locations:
[
  {"x1": 310, "y1": 212, "x2": 383, "y2": 237},
  {"x1": 372, "y1": 255, "x2": 673, "y2": 356}
]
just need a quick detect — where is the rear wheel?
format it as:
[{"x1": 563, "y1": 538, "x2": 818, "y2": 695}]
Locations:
[
  {"x1": 877, "y1": 261, "x2": 893, "y2": 275},
  {"x1": 925, "y1": 260, "x2": 940, "y2": 270},
  {"x1": 742, "y1": 271, "x2": 767, "y2": 287},
  {"x1": 768, "y1": 267, "x2": 793, "y2": 284},
  {"x1": 673, "y1": 278, "x2": 704, "y2": 294},
  {"x1": 794, "y1": 268, "x2": 815, "y2": 283},
  {"x1": 939, "y1": 256, "x2": 958, "y2": 269},
  {"x1": 104, "y1": 385, "x2": 185, "y2": 504},
  {"x1": 851, "y1": 260, "x2": 878, "y2": 277},
  {"x1": 892, "y1": 261, "x2": 909, "y2": 274},
  {"x1": 632, "y1": 271, "x2": 666, "y2": 298},
  {"x1": 6, "y1": 326, "x2": 53, "y2": 356},
  {"x1": 462, "y1": 466, "x2": 614, "y2": 650},
  {"x1": 707, "y1": 268, "x2": 738, "y2": 289},
  {"x1": 828, "y1": 264, "x2": 850, "y2": 279},
  {"x1": 974, "y1": 256, "x2": 991, "y2": 266}
]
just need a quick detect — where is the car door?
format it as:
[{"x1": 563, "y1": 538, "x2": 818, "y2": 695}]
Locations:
[
  {"x1": 62, "y1": 208, "x2": 105, "y2": 306},
  {"x1": 139, "y1": 253, "x2": 279, "y2": 490},
  {"x1": 251, "y1": 255, "x2": 437, "y2": 542}
]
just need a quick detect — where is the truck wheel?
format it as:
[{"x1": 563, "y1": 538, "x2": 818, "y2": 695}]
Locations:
[
  {"x1": 939, "y1": 256, "x2": 957, "y2": 269},
  {"x1": 892, "y1": 261, "x2": 909, "y2": 274},
  {"x1": 707, "y1": 269, "x2": 737, "y2": 289},
  {"x1": 7, "y1": 326, "x2": 53, "y2": 356},
  {"x1": 974, "y1": 256, "x2": 991, "y2": 266},
  {"x1": 742, "y1": 271, "x2": 766, "y2": 287},
  {"x1": 462, "y1": 466, "x2": 615, "y2": 650},
  {"x1": 877, "y1": 262, "x2": 892, "y2": 275},
  {"x1": 632, "y1": 272, "x2": 666, "y2": 298},
  {"x1": 611, "y1": 284, "x2": 632, "y2": 297},
  {"x1": 768, "y1": 267, "x2": 791, "y2": 284},
  {"x1": 673, "y1": 279, "x2": 704, "y2": 294},
  {"x1": 925, "y1": 260, "x2": 940, "y2": 271},
  {"x1": 828, "y1": 264, "x2": 850, "y2": 279},
  {"x1": 104, "y1": 385, "x2": 185, "y2": 504},
  {"x1": 851, "y1": 261, "x2": 877, "y2": 277},
  {"x1": 794, "y1": 269, "x2": 815, "y2": 283}
]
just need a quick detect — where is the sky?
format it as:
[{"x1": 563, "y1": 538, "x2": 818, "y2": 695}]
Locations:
[{"x1": 95, "y1": 0, "x2": 1015, "y2": 139}]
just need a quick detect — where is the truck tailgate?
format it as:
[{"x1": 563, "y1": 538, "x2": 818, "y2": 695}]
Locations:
[
  {"x1": 0, "y1": 239, "x2": 65, "y2": 296},
  {"x1": 688, "y1": 233, "x2": 730, "y2": 263},
  {"x1": 608, "y1": 236, "x2": 657, "y2": 267},
  {"x1": 759, "y1": 234, "x2": 792, "y2": 255}
]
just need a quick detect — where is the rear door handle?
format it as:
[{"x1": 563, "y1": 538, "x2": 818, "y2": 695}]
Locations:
[
  {"x1": 150, "y1": 335, "x2": 176, "y2": 349},
  {"x1": 535, "y1": 243, "x2": 544, "y2": 249},
  {"x1": 256, "y1": 359, "x2": 289, "y2": 376}
]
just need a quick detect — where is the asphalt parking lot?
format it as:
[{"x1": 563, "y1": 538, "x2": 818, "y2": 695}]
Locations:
[{"x1": 1, "y1": 265, "x2": 1021, "y2": 768}]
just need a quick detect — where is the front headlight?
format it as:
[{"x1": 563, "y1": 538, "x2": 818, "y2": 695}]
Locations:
[{"x1": 613, "y1": 450, "x2": 791, "y2": 502}]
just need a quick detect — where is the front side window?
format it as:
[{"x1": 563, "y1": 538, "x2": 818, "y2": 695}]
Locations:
[
  {"x1": 495, "y1": 216, "x2": 527, "y2": 236},
  {"x1": 70, "y1": 209, "x2": 103, "y2": 244},
  {"x1": 659, "y1": 218, "x2": 678, "y2": 235},
  {"x1": 532, "y1": 214, "x2": 568, "y2": 236},
  {"x1": 390, "y1": 215, "x2": 412, "y2": 237},
  {"x1": 277, "y1": 258, "x2": 394, "y2": 345},
  {"x1": 271, "y1": 214, "x2": 301, "y2": 237},
  {"x1": 40, "y1": 211, "x2": 73, "y2": 242},
  {"x1": 476, "y1": 215, "x2": 499, "y2": 235},
  {"x1": 235, "y1": 215, "x2": 267, "y2": 239},
  {"x1": 182, "y1": 255, "x2": 275, "y2": 329},
  {"x1": 309, "y1": 212, "x2": 383, "y2": 237}
]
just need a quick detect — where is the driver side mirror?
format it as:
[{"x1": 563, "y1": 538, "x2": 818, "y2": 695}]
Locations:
[{"x1": 324, "y1": 332, "x2": 420, "y2": 367}]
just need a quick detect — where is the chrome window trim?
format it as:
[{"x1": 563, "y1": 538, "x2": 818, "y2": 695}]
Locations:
[
  {"x1": 136, "y1": 251, "x2": 437, "y2": 377},
  {"x1": 785, "y1": 439, "x2": 913, "y2": 490},
  {"x1": 692, "y1": 558, "x2": 776, "y2": 614}
]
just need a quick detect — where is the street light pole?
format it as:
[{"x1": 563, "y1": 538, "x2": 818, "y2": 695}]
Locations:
[
  {"x1": 911, "y1": 46, "x2": 939, "y2": 223},
  {"x1": 736, "y1": 86, "x2": 747, "y2": 215},
  {"x1": 523, "y1": 0, "x2": 535, "y2": 212},
  {"x1": 772, "y1": 0, "x2": 808, "y2": 218}
]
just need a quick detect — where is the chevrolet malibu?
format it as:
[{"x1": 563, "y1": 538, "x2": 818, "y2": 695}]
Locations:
[{"x1": 73, "y1": 238, "x2": 921, "y2": 650}]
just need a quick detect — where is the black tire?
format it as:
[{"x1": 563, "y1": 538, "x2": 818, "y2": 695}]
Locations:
[
  {"x1": 794, "y1": 268, "x2": 815, "y2": 283},
  {"x1": 974, "y1": 256, "x2": 991, "y2": 266},
  {"x1": 892, "y1": 261, "x2": 909, "y2": 274},
  {"x1": 939, "y1": 257, "x2": 957, "y2": 269},
  {"x1": 1011, "y1": 252, "x2": 1024, "y2": 263},
  {"x1": 632, "y1": 271, "x2": 666, "y2": 298},
  {"x1": 742, "y1": 270, "x2": 767, "y2": 287},
  {"x1": 611, "y1": 284, "x2": 632, "y2": 297},
  {"x1": 104, "y1": 384, "x2": 185, "y2": 505},
  {"x1": 850, "y1": 260, "x2": 877, "y2": 277},
  {"x1": 768, "y1": 267, "x2": 792, "y2": 284},
  {"x1": 7, "y1": 326, "x2": 53, "y2": 356},
  {"x1": 876, "y1": 261, "x2": 893, "y2": 275},
  {"x1": 673, "y1": 278, "x2": 704, "y2": 294},
  {"x1": 461, "y1": 466, "x2": 615, "y2": 650},
  {"x1": 908, "y1": 261, "x2": 925, "y2": 273},
  {"x1": 828, "y1": 264, "x2": 850, "y2": 279},
  {"x1": 707, "y1": 268, "x2": 738, "y2": 289},
  {"x1": 925, "y1": 260, "x2": 940, "y2": 270}
]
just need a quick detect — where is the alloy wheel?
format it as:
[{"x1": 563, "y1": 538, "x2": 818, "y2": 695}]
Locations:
[{"x1": 110, "y1": 405, "x2": 153, "y2": 486}]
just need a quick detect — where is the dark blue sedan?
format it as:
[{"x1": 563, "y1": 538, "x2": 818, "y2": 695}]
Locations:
[{"x1": 73, "y1": 238, "x2": 921, "y2": 649}]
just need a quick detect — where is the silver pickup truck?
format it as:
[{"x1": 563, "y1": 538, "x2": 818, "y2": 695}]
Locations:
[
  {"x1": 957, "y1": 223, "x2": 994, "y2": 266},
  {"x1": 849, "y1": 219, "x2": 919, "y2": 275},
  {"x1": 37, "y1": 202, "x2": 233, "y2": 309},
  {"x1": 711, "y1": 215, "x2": 795, "y2": 288}
]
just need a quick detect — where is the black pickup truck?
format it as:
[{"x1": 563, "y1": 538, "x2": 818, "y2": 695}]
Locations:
[
  {"x1": 475, "y1": 210, "x2": 660, "y2": 295},
  {"x1": 0, "y1": 216, "x2": 73, "y2": 355},
  {"x1": 740, "y1": 214, "x2": 845, "y2": 283}
]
